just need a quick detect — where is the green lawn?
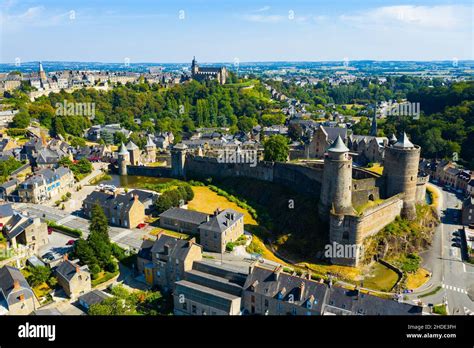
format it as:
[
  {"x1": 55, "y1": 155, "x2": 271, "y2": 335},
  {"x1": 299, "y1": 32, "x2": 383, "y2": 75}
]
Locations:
[{"x1": 362, "y1": 262, "x2": 400, "y2": 292}]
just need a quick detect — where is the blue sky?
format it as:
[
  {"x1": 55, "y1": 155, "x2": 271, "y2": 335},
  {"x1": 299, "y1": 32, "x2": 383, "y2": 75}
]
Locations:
[{"x1": 0, "y1": 0, "x2": 472, "y2": 63}]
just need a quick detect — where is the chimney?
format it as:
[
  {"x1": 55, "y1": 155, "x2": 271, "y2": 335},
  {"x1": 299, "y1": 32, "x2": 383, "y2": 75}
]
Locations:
[
  {"x1": 76, "y1": 266, "x2": 80, "y2": 273},
  {"x1": 114, "y1": 191, "x2": 118, "y2": 198},
  {"x1": 298, "y1": 281, "x2": 305, "y2": 301},
  {"x1": 273, "y1": 265, "x2": 283, "y2": 281},
  {"x1": 13, "y1": 280, "x2": 20, "y2": 290},
  {"x1": 134, "y1": 194, "x2": 139, "y2": 202},
  {"x1": 19, "y1": 294, "x2": 25, "y2": 301},
  {"x1": 63, "y1": 253, "x2": 69, "y2": 261}
]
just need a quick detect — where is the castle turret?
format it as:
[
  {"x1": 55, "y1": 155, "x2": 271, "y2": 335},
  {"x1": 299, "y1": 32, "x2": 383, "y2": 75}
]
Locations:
[
  {"x1": 145, "y1": 135, "x2": 156, "y2": 163},
  {"x1": 171, "y1": 143, "x2": 188, "y2": 178},
  {"x1": 383, "y1": 132, "x2": 420, "y2": 220},
  {"x1": 318, "y1": 136, "x2": 353, "y2": 220},
  {"x1": 118, "y1": 142, "x2": 130, "y2": 176}
]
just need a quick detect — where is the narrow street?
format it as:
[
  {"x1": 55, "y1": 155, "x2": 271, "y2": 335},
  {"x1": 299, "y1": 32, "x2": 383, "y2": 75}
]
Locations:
[{"x1": 407, "y1": 183, "x2": 474, "y2": 314}]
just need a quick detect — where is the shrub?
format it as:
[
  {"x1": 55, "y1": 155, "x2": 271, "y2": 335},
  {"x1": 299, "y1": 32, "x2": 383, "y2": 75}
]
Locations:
[
  {"x1": 105, "y1": 261, "x2": 118, "y2": 273},
  {"x1": 226, "y1": 242, "x2": 235, "y2": 252},
  {"x1": 90, "y1": 264, "x2": 101, "y2": 277}
]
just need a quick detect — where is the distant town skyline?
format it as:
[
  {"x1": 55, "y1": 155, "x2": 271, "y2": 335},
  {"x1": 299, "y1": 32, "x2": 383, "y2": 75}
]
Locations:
[{"x1": 1, "y1": 0, "x2": 473, "y2": 63}]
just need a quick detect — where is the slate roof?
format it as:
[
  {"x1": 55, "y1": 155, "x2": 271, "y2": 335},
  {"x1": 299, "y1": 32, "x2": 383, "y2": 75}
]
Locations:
[
  {"x1": 118, "y1": 142, "x2": 129, "y2": 155},
  {"x1": 0, "y1": 265, "x2": 34, "y2": 306},
  {"x1": 175, "y1": 280, "x2": 240, "y2": 312},
  {"x1": 56, "y1": 259, "x2": 89, "y2": 282},
  {"x1": 244, "y1": 266, "x2": 327, "y2": 313},
  {"x1": 199, "y1": 209, "x2": 244, "y2": 234},
  {"x1": 4, "y1": 215, "x2": 36, "y2": 240},
  {"x1": 328, "y1": 135, "x2": 349, "y2": 153},
  {"x1": 244, "y1": 266, "x2": 423, "y2": 315},
  {"x1": 126, "y1": 141, "x2": 139, "y2": 151},
  {"x1": 137, "y1": 239, "x2": 154, "y2": 261},
  {"x1": 320, "y1": 125, "x2": 348, "y2": 142},
  {"x1": 150, "y1": 234, "x2": 199, "y2": 263},
  {"x1": 393, "y1": 132, "x2": 414, "y2": 149},
  {"x1": 84, "y1": 191, "x2": 141, "y2": 215},
  {"x1": 0, "y1": 203, "x2": 14, "y2": 219},
  {"x1": 325, "y1": 286, "x2": 423, "y2": 315},
  {"x1": 159, "y1": 207, "x2": 209, "y2": 225},
  {"x1": 78, "y1": 290, "x2": 110, "y2": 308}
]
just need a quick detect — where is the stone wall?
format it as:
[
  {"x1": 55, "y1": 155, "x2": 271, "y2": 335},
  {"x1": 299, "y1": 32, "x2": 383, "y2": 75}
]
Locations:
[
  {"x1": 352, "y1": 177, "x2": 381, "y2": 208},
  {"x1": 351, "y1": 195, "x2": 404, "y2": 243}
]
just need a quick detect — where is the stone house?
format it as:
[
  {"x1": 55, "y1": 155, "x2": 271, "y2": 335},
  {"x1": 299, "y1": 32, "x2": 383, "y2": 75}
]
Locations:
[
  {"x1": 199, "y1": 209, "x2": 244, "y2": 254},
  {"x1": 143, "y1": 234, "x2": 202, "y2": 291},
  {"x1": 83, "y1": 190, "x2": 146, "y2": 228},
  {"x1": 0, "y1": 265, "x2": 38, "y2": 315},
  {"x1": 17, "y1": 166, "x2": 74, "y2": 203},
  {"x1": 159, "y1": 207, "x2": 209, "y2": 234},
  {"x1": 3, "y1": 212, "x2": 48, "y2": 253},
  {"x1": 306, "y1": 126, "x2": 348, "y2": 159},
  {"x1": 242, "y1": 265, "x2": 327, "y2": 316},
  {"x1": 55, "y1": 257, "x2": 91, "y2": 299}
]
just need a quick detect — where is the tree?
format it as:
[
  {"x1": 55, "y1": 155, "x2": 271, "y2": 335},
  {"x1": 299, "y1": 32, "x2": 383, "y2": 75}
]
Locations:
[
  {"x1": 11, "y1": 110, "x2": 30, "y2": 128},
  {"x1": 264, "y1": 135, "x2": 289, "y2": 162},
  {"x1": 155, "y1": 194, "x2": 173, "y2": 213},
  {"x1": 89, "y1": 203, "x2": 109, "y2": 241},
  {"x1": 26, "y1": 266, "x2": 51, "y2": 287}
]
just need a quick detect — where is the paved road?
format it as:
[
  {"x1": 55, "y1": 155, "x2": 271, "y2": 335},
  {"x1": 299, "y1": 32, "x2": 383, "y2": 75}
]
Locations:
[
  {"x1": 14, "y1": 202, "x2": 149, "y2": 251},
  {"x1": 408, "y1": 184, "x2": 474, "y2": 315}
]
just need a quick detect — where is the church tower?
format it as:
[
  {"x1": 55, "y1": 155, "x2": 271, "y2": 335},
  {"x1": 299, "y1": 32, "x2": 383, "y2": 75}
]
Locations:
[
  {"x1": 383, "y1": 132, "x2": 420, "y2": 220},
  {"x1": 191, "y1": 56, "x2": 198, "y2": 75},
  {"x1": 318, "y1": 136, "x2": 354, "y2": 220},
  {"x1": 118, "y1": 142, "x2": 130, "y2": 176}
]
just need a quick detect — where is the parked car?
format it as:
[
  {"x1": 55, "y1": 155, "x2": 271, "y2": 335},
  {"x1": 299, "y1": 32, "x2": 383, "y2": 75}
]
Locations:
[
  {"x1": 452, "y1": 242, "x2": 461, "y2": 248},
  {"x1": 47, "y1": 227, "x2": 53, "y2": 235},
  {"x1": 66, "y1": 239, "x2": 76, "y2": 246},
  {"x1": 137, "y1": 223, "x2": 147, "y2": 229}
]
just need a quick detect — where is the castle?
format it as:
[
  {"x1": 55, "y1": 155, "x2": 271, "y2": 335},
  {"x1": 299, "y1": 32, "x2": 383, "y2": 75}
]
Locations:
[
  {"x1": 117, "y1": 132, "x2": 426, "y2": 267},
  {"x1": 191, "y1": 57, "x2": 227, "y2": 84}
]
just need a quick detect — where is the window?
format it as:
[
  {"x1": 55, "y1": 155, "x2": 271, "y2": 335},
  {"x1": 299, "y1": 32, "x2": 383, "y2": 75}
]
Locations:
[
  {"x1": 192, "y1": 305, "x2": 197, "y2": 314},
  {"x1": 251, "y1": 295, "x2": 255, "y2": 303},
  {"x1": 264, "y1": 299, "x2": 269, "y2": 307},
  {"x1": 343, "y1": 231, "x2": 349, "y2": 240},
  {"x1": 182, "y1": 302, "x2": 187, "y2": 310}
]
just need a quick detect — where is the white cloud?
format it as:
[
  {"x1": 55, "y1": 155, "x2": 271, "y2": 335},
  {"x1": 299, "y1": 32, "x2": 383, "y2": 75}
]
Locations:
[
  {"x1": 255, "y1": 6, "x2": 271, "y2": 13},
  {"x1": 340, "y1": 5, "x2": 471, "y2": 30},
  {"x1": 242, "y1": 14, "x2": 285, "y2": 23}
]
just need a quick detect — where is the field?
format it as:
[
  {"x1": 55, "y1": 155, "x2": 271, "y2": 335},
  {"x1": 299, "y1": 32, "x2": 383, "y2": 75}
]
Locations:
[{"x1": 188, "y1": 186, "x2": 257, "y2": 225}]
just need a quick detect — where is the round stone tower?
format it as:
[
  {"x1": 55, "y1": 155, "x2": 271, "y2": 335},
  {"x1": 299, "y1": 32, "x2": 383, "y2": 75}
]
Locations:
[
  {"x1": 171, "y1": 143, "x2": 188, "y2": 178},
  {"x1": 118, "y1": 142, "x2": 130, "y2": 176},
  {"x1": 383, "y1": 132, "x2": 420, "y2": 220},
  {"x1": 318, "y1": 135, "x2": 353, "y2": 220}
]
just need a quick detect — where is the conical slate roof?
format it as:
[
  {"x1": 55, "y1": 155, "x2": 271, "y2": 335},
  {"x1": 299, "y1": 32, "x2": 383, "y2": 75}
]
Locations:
[
  {"x1": 393, "y1": 132, "x2": 414, "y2": 148},
  {"x1": 328, "y1": 135, "x2": 349, "y2": 153},
  {"x1": 126, "y1": 141, "x2": 139, "y2": 150},
  {"x1": 118, "y1": 142, "x2": 128, "y2": 155},
  {"x1": 146, "y1": 135, "x2": 155, "y2": 147}
]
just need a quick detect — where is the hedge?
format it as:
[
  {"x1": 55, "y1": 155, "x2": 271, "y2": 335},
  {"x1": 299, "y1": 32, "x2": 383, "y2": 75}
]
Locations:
[{"x1": 46, "y1": 221, "x2": 83, "y2": 238}]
